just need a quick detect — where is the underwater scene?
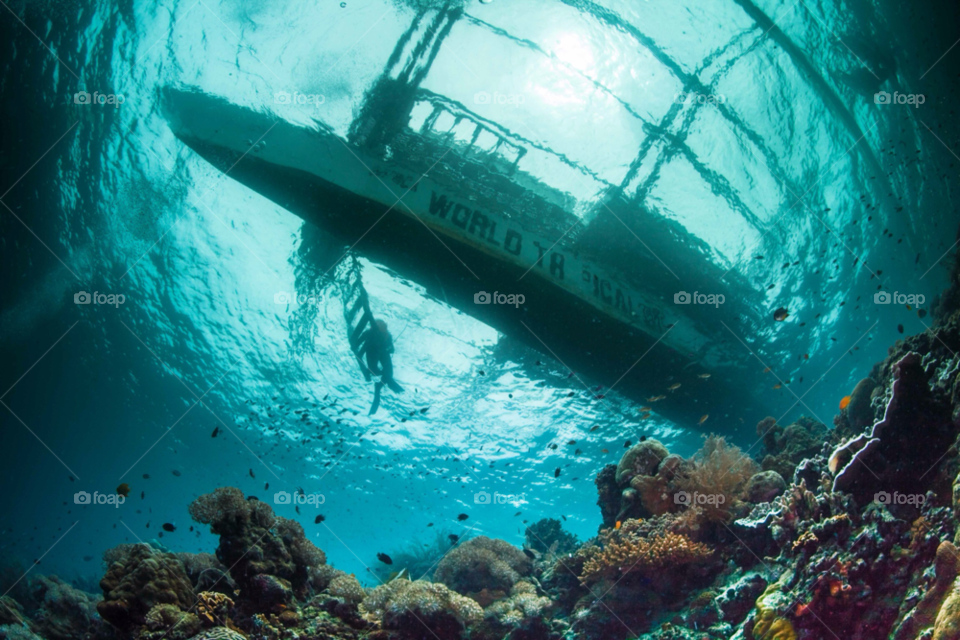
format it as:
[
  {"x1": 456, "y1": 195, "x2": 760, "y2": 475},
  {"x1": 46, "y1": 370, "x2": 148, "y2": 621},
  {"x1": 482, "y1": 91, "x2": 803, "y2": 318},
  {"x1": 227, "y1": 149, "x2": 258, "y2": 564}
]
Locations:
[{"x1": 2, "y1": 0, "x2": 960, "y2": 638}]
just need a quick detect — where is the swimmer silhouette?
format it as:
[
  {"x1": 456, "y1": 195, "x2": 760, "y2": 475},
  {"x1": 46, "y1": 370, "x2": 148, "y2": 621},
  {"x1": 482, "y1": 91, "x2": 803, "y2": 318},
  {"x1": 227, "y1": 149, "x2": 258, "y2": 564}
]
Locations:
[{"x1": 359, "y1": 319, "x2": 403, "y2": 414}]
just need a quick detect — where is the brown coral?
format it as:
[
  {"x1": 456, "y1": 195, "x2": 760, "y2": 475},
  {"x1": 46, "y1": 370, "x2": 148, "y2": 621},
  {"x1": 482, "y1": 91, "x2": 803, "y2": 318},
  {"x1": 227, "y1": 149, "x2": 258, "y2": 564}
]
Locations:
[
  {"x1": 434, "y1": 537, "x2": 532, "y2": 596},
  {"x1": 578, "y1": 520, "x2": 712, "y2": 585},
  {"x1": 361, "y1": 579, "x2": 482, "y2": 636},
  {"x1": 195, "y1": 591, "x2": 233, "y2": 627},
  {"x1": 676, "y1": 435, "x2": 759, "y2": 523},
  {"x1": 97, "y1": 543, "x2": 196, "y2": 633},
  {"x1": 327, "y1": 573, "x2": 366, "y2": 604}
]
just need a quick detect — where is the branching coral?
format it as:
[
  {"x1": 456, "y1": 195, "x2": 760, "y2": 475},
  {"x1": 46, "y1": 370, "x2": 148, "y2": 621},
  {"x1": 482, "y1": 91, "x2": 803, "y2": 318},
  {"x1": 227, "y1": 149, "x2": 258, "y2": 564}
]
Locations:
[
  {"x1": 361, "y1": 579, "x2": 482, "y2": 635},
  {"x1": 434, "y1": 536, "x2": 532, "y2": 596},
  {"x1": 676, "y1": 435, "x2": 758, "y2": 523},
  {"x1": 578, "y1": 519, "x2": 712, "y2": 585}
]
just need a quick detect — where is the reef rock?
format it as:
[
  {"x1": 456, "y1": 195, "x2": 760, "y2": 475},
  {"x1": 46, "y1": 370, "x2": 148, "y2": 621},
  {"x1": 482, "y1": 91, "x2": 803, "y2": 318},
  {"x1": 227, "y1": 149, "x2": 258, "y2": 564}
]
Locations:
[
  {"x1": 616, "y1": 439, "x2": 669, "y2": 486},
  {"x1": 745, "y1": 470, "x2": 787, "y2": 504}
]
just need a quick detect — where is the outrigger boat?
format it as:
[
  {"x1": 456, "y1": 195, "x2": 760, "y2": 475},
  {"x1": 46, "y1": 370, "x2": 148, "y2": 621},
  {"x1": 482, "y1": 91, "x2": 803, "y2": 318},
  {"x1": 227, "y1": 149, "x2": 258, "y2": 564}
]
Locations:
[{"x1": 163, "y1": 5, "x2": 781, "y2": 436}]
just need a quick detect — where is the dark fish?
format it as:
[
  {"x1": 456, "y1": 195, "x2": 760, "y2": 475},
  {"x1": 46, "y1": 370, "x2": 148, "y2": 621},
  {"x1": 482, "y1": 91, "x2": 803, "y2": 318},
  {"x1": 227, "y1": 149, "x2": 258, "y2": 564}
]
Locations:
[
  {"x1": 162, "y1": 523, "x2": 176, "y2": 532},
  {"x1": 427, "y1": 523, "x2": 434, "y2": 527},
  {"x1": 315, "y1": 514, "x2": 325, "y2": 524},
  {"x1": 141, "y1": 492, "x2": 144, "y2": 499},
  {"x1": 773, "y1": 308, "x2": 789, "y2": 321},
  {"x1": 448, "y1": 534, "x2": 459, "y2": 544},
  {"x1": 249, "y1": 469, "x2": 255, "y2": 478},
  {"x1": 457, "y1": 513, "x2": 469, "y2": 521},
  {"x1": 566, "y1": 440, "x2": 577, "y2": 445},
  {"x1": 295, "y1": 505, "x2": 301, "y2": 514},
  {"x1": 265, "y1": 483, "x2": 269, "y2": 490},
  {"x1": 142, "y1": 474, "x2": 150, "y2": 479},
  {"x1": 68, "y1": 476, "x2": 74, "y2": 482},
  {"x1": 116, "y1": 483, "x2": 131, "y2": 497},
  {"x1": 83, "y1": 556, "x2": 93, "y2": 561},
  {"x1": 561, "y1": 515, "x2": 567, "y2": 521},
  {"x1": 919, "y1": 309, "x2": 927, "y2": 318},
  {"x1": 554, "y1": 468, "x2": 561, "y2": 478},
  {"x1": 623, "y1": 440, "x2": 631, "y2": 448},
  {"x1": 897, "y1": 324, "x2": 904, "y2": 334},
  {"x1": 523, "y1": 548, "x2": 535, "y2": 559},
  {"x1": 377, "y1": 553, "x2": 393, "y2": 565},
  {"x1": 172, "y1": 470, "x2": 181, "y2": 477},
  {"x1": 211, "y1": 427, "x2": 219, "y2": 438}
]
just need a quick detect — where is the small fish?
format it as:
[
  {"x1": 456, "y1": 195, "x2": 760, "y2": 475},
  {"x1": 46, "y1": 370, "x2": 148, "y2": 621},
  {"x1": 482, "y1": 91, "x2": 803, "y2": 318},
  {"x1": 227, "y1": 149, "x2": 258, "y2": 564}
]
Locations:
[
  {"x1": 172, "y1": 470, "x2": 181, "y2": 477},
  {"x1": 554, "y1": 468, "x2": 561, "y2": 478},
  {"x1": 589, "y1": 425, "x2": 599, "y2": 432},
  {"x1": 773, "y1": 308, "x2": 789, "y2": 321},
  {"x1": 457, "y1": 513, "x2": 469, "y2": 521},
  {"x1": 142, "y1": 474, "x2": 150, "y2": 479},
  {"x1": 211, "y1": 427, "x2": 219, "y2": 438},
  {"x1": 377, "y1": 553, "x2": 393, "y2": 565},
  {"x1": 615, "y1": 520, "x2": 622, "y2": 530},
  {"x1": 668, "y1": 383, "x2": 681, "y2": 391},
  {"x1": 839, "y1": 396, "x2": 852, "y2": 410},
  {"x1": 448, "y1": 534, "x2": 459, "y2": 544},
  {"x1": 295, "y1": 505, "x2": 301, "y2": 515},
  {"x1": 919, "y1": 309, "x2": 927, "y2": 318},
  {"x1": 162, "y1": 523, "x2": 176, "y2": 532},
  {"x1": 249, "y1": 469, "x2": 255, "y2": 478},
  {"x1": 601, "y1": 448, "x2": 609, "y2": 454},
  {"x1": 116, "y1": 483, "x2": 131, "y2": 497},
  {"x1": 773, "y1": 384, "x2": 782, "y2": 389},
  {"x1": 647, "y1": 395, "x2": 666, "y2": 402},
  {"x1": 566, "y1": 440, "x2": 577, "y2": 445},
  {"x1": 427, "y1": 523, "x2": 434, "y2": 527},
  {"x1": 698, "y1": 414, "x2": 709, "y2": 425},
  {"x1": 83, "y1": 556, "x2": 93, "y2": 561},
  {"x1": 523, "y1": 548, "x2": 535, "y2": 559},
  {"x1": 640, "y1": 406, "x2": 652, "y2": 412},
  {"x1": 906, "y1": 304, "x2": 912, "y2": 310},
  {"x1": 265, "y1": 483, "x2": 269, "y2": 490},
  {"x1": 897, "y1": 324, "x2": 904, "y2": 334},
  {"x1": 315, "y1": 514, "x2": 325, "y2": 524},
  {"x1": 697, "y1": 373, "x2": 711, "y2": 379},
  {"x1": 763, "y1": 367, "x2": 771, "y2": 373},
  {"x1": 141, "y1": 491, "x2": 144, "y2": 499},
  {"x1": 623, "y1": 440, "x2": 631, "y2": 448}
]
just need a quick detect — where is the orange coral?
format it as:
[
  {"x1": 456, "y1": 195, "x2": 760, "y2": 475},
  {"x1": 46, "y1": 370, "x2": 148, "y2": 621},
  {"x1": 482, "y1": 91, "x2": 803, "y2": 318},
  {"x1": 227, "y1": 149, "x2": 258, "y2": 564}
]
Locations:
[{"x1": 579, "y1": 519, "x2": 712, "y2": 584}]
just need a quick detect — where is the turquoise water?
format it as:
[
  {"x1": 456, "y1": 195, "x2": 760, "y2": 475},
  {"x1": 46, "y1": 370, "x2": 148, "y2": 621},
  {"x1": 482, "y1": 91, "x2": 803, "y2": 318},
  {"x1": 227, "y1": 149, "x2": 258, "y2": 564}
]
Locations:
[{"x1": 1, "y1": 0, "x2": 958, "y2": 589}]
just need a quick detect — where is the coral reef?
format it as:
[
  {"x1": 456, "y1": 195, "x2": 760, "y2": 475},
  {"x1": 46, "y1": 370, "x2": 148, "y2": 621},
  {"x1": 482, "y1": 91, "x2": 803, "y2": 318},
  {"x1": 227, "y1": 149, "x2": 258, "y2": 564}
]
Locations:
[
  {"x1": 524, "y1": 518, "x2": 579, "y2": 556},
  {"x1": 361, "y1": 579, "x2": 483, "y2": 639},
  {"x1": 434, "y1": 537, "x2": 533, "y2": 597},
  {"x1": 189, "y1": 487, "x2": 326, "y2": 611},
  {"x1": 96, "y1": 543, "x2": 195, "y2": 633},
  {"x1": 757, "y1": 416, "x2": 828, "y2": 481},
  {"x1": 577, "y1": 520, "x2": 712, "y2": 585}
]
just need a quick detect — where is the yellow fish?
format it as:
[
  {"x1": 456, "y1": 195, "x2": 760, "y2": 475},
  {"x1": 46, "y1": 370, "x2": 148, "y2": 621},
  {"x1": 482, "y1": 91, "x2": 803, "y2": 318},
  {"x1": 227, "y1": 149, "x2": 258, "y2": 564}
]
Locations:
[
  {"x1": 697, "y1": 373, "x2": 711, "y2": 379},
  {"x1": 773, "y1": 384, "x2": 782, "y2": 389},
  {"x1": 668, "y1": 383, "x2": 681, "y2": 391},
  {"x1": 698, "y1": 414, "x2": 709, "y2": 425}
]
